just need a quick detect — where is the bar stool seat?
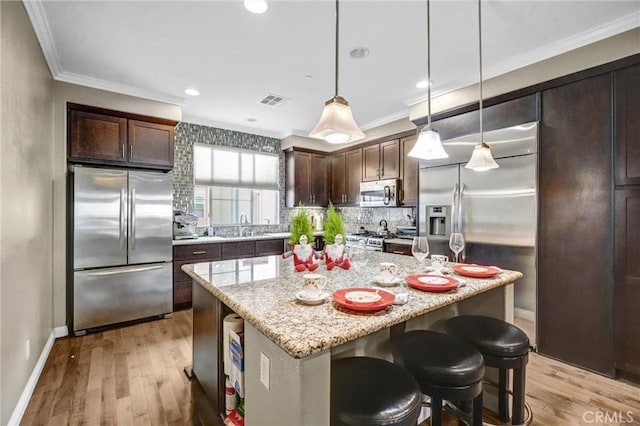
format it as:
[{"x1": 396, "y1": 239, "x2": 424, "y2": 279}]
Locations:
[
  {"x1": 331, "y1": 357, "x2": 422, "y2": 426},
  {"x1": 446, "y1": 315, "x2": 531, "y2": 425},
  {"x1": 393, "y1": 330, "x2": 485, "y2": 426}
]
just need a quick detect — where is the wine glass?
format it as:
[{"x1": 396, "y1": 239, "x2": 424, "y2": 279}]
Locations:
[
  {"x1": 449, "y1": 232, "x2": 465, "y2": 263},
  {"x1": 411, "y1": 236, "x2": 430, "y2": 271},
  {"x1": 347, "y1": 241, "x2": 369, "y2": 270}
]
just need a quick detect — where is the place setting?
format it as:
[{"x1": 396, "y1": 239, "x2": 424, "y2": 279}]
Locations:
[
  {"x1": 294, "y1": 273, "x2": 330, "y2": 306},
  {"x1": 405, "y1": 236, "x2": 462, "y2": 293}
]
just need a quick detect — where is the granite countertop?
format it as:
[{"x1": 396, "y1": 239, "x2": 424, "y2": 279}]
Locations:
[
  {"x1": 182, "y1": 252, "x2": 523, "y2": 359},
  {"x1": 173, "y1": 231, "x2": 323, "y2": 246}
]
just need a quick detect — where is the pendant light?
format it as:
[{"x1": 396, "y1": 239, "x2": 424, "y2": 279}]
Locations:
[
  {"x1": 309, "y1": 0, "x2": 365, "y2": 144},
  {"x1": 408, "y1": 0, "x2": 448, "y2": 160},
  {"x1": 465, "y1": 0, "x2": 499, "y2": 171}
]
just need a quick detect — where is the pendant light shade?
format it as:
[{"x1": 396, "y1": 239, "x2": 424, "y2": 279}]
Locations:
[
  {"x1": 408, "y1": 126, "x2": 448, "y2": 159},
  {"x1": 309, "y1": 0, "x2": 364, "y2": 144},
  {"x1": 465, "y1": 142, "x2": 499, "y2": 171},
  {"x1": 409, "y1": 0, "x2": 448, "y2": 160},
  {"x1": 309, "y1": 96, "x2": 364, "y2": 144},
  {"x1": 465, "y1": 0, "x2": 499, "y2": 172}
]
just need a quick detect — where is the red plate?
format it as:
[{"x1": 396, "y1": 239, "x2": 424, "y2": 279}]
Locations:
[
  {"x1": 332, "y1": 288, "x2": 395, "y2": 312},
  {"x1": 452, "y1": 264, "x2": 501, "y2": 278},
  {"x1": 405, "y1": 274, "x2": 459, "y2": 292}
]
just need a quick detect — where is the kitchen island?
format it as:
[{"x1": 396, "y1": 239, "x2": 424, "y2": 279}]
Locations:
[{"x1": 183, "y1": 252, "x2": 523, "y2": 425}]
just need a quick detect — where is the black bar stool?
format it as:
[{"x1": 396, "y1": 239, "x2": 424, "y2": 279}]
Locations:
[
  {"x1": 331, "y1": 357, "x2": 423, "y2": 426},
  {"x1": 445, "y1": 315, "x2": 531, "y2": 425},
  {"x1": 393, "y1": 330, "x2": 485, "y2": 426}
]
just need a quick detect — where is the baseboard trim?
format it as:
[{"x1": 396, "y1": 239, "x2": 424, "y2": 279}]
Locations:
[
  {"x1": 515, "y1": 307, "x2": 535, "y2": 322},
  {"x1": 7, "y1": 329, "x2": 56, "y2": 426},
  {"x1": 54, "y1": 325, "x2": 68, "y2": 338}
]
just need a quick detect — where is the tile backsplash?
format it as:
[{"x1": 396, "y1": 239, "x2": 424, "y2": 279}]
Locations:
[{"x1": 172, "y1": 121, "x2": 416, "y2": 236}]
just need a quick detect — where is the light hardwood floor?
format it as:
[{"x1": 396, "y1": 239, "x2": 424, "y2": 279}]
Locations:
[{"x1": 22, "y1": 311, "x2": 640, "y2": 425}]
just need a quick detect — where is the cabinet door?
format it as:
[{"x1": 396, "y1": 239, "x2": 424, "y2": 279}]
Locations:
[
  {"x1": 615, "y1": 64, "x2": 640, "y2": 185},
  {"x1": 330, "y1": 152, "x2": 347, "y2": 205},
  {"x1": 345, "y1": 148, "x2": 363, "y2": 205},
  {"x1": 362, "y1": 144, "x2": 381, "y2": 181},
  {"x1": 69, "y1": 110, "x2": 127, "y2": 163},
  {"x1": 286, "y1": 151, "x2": 311, "y2": 207},
  {"x1": 401, "y1": 135, "x2": 418, "y2": 206},
  {"x1": 615, "y1": 188, "x2": 640, "y2": 377},
  {"x1": 128, "y1": 120, "x2": 175, "y2": 169},
  {"x1": 380, "y1": 139, "x2": 400, "y2": 179},
  {"x1": 310, "y1": 154, "x2": 328, "y2": 206}
]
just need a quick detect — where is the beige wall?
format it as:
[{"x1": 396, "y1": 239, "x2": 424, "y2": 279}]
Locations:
[
  {"x1": 0, "y1": 2, "x2": 54, "y2": 424},
  {"x1": 51, "y1": 83, "x2": 182, "y2": 327}
]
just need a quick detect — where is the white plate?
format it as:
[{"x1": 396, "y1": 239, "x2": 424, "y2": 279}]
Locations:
[
  {"x1": 372, "y1": 276, "x2": 403, "y2": 286},
  {"x1": 295, "y1": 290, "x2": 329, "y2": 305},
  {"x1": 344, "y1": 290, "x2": 382, "y2": 304},
  {"x1": 417, "y1": 276, "x2": 451, "y2": 286}
]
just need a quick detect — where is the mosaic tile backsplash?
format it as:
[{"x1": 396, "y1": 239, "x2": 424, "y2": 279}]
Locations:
[{"x1": 172, "y1": 121, "x2": 416, "y2": 236}]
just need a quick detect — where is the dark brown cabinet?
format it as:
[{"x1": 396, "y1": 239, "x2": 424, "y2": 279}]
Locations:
[
  {"x1": 330, "y1": 148, "x2": 362, "y2": 206},
  {"x1": 615, "y1": 64, "x2": 640, "y2": 186},
  {"x1": 286, "y1": 150, "x2": 328, "y2": 207},
  {"x1": 362, "y1": 139, "x2": 400, "y2": 182},
  {"x1": 614, "y1": 188, "x2": 640, "y2": 378},
  {"x1": 537, "y1": 73, "x2": 615, "y2": 376},
  {"x1": 400, "y1": 135, "x2": 418, "y2": 206},
  {"x1": 68, "y1": 103, "x2": 177, "y2": 170},
  {"x1": 384, "y1": 243, "x2": 412, "y2": 256}
]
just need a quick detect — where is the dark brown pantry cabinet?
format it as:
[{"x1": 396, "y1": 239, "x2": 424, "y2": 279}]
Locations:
[
  {"x1": 330, "y1": 148, "x2": 362, "y2": 206},
  {"x1": 68, "y1": 103, "x2": 177, "y2": 170},
  {"x1": 362, "y1": 139, "x2": 400, "y2": 182},
  {"x1": 285, "y1": 149, "x2": 328, "y2": 207},
  {"x1": 400, "y1": 134, "x2": 418, "y2": 206}
]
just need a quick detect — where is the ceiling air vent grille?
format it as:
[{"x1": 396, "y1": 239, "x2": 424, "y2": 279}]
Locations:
[{"x1": 259, "y1": 94, "x2": 289, "y2": 107}]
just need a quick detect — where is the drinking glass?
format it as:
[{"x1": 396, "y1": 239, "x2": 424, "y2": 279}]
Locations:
[
  {"x1": 347, "y1": 242, "x2": 369, "y2": 270},
  {"x1": 411, "y1": 236, "x2": 429, "y2": 271},
  {"x1": 449, "y1": 232, "x2": 465, "y2": 263}
]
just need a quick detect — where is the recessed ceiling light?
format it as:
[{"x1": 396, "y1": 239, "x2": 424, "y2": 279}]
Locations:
[
  {"x1": 184, "y1": 88, "x2": 200, "y2": 96},
  {"x1": 416, "y1": 80, "x2": 432, "y2": 89},
  {"x1": 350, "y1": 47, "x2": 370, "y2": 59},
  {"x1": 247, "y1": 118, "x2": 258, "y2": 123},
  {"x1": 244, "y1": 0, "x2": 268, "y2": 14},
  {"x1": 304, "y1": 74, "x2": 313, "y2": 80}
]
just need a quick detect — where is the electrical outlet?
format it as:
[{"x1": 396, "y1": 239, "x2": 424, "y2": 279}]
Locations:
[
  {"x1": 260, "y1": 352, "x2": 270, "y2": 390},
  {"x1": 26, "y1": 339, "x2": 30, "y2": 360}
]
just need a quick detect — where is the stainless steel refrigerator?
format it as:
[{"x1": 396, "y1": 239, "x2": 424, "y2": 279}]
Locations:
[
  {"x1": 418, "y1": 122, "x2": 538, "y2": 335},
  {"x1": 71, "y1": 166, "x2": 173, "y2": 334}
]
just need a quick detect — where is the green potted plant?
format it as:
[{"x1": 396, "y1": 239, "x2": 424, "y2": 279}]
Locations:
[
  {"x1": 289, "y1": 207, "x2": 315, "y2": 246},
  {"x1": 323, "y1": 202, "x2": 345, "y2": 245}
]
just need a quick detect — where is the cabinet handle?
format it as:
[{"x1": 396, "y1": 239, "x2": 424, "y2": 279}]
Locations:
[
  {"x1": 393, "y1": 251, "x2": 405, "y2": 255},
  {"x1": 130, "y1": 144, "x2": 133, "y2": 159},
  {"x1": 192, "y1": 251, "x2": 206, "y2": 255},
  {"x1": 122, "y1": 144, "x2": 125, "y2": 158}
]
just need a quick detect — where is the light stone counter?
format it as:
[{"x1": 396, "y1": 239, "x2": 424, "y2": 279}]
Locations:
[
  {"x1": 183, "y1": 253, "x2": 522, "y2": 359},
  {"x1": 172, "y1": 231, "x2": 323, "y2": 246}
]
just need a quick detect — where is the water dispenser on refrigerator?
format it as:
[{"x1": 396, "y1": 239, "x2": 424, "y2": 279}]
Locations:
[{"x1": 426, "y1": 206, "x2": 450, "y2": 240}]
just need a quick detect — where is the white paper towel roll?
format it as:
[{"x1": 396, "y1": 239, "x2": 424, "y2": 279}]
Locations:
[{"x1": 223, "y1": 314, "x2": 244, "y2": 375}]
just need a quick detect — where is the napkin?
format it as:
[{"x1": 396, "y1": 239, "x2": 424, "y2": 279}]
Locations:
[{"x1": 372, "y1": 287, "x2": 409, "y2": 305}]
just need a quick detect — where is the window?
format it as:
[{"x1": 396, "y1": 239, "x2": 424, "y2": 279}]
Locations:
[{"x1": 193, "y1": 144, "x2": 280, "y2": 225}]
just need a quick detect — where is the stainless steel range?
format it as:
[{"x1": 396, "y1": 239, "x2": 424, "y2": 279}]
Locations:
[{"x1": 345, "y1": 232, "x2": 384, "y2": 252}]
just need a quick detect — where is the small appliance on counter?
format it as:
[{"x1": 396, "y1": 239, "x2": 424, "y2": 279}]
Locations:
[{"x1": 174, "y1": 210, "x2": 199, "y2": 240}]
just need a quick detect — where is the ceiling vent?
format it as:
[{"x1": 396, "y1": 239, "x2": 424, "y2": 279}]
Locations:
[{"x1": 259, "y1": 94, "x2": 290, "y2": 107}]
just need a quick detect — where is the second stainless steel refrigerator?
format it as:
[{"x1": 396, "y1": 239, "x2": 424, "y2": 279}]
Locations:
[
  {"x1": 418, "y1": 122, "x2": 538, "y2": 338},
  {"x1": 71, "y1": 166, "x2": 173, "y2": 334}
]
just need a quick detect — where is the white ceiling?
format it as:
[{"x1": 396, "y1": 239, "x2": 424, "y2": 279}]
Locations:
[{"x1": 26, "y1": 0, "x2": 640, "y2": 139}]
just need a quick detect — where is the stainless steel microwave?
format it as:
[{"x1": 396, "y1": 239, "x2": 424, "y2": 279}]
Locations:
[{"x1": 360, "y1": 179, "x2": 401, "y2": 207}]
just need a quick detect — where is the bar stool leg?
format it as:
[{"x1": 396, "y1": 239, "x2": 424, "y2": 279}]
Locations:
[
  {"x1": 512, "y1": 365, "x2": 527, "y2": 425},
  {"x1": 472, "y1": 392, "x2": 483, "y2": 426},
  {"x1": 498, "y1": 368, "x2": 510, "y2": 422},
  {"x1": 431, "y1": 396, "x2": 443, "y2": 426}
]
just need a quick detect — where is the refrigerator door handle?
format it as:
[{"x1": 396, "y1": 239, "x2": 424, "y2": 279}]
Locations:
[
  {"x1": 459, "y1": 183, "x2": 466, "y2": 232},
  {"x1": 119, "y1": 188, "x2": 126, "y2": 248},
  {"x1": 131, "y1": 188, "x2": 136, "y2": 251},
  {"x1": 452, "y1": 183, "x2": 459, "y2": 233},
  {"x1": 85, "y1": 265, "x2": 164, "y2": 276}
]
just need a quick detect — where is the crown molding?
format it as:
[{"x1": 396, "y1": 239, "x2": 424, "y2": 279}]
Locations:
[
  {"x1": 403, "y1": 9, "x2": 640, "y2": 108},
  {"x1": 181, "y1": 115, "x2": 288, "y2": 140},
  {"x1": 23, "y1": 0, "x2": 63, "y2": 77}
]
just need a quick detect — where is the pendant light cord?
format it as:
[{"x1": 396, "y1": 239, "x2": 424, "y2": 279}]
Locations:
[
  {"x1": 335, "y1": 0, "x2": 339, "y2": 97},
  {"x1": 478, "y1": 0, "x2": 484, "y2": 144},
  {"x1": 426, "y1": 0, "x2": 432, "y2": 129}
]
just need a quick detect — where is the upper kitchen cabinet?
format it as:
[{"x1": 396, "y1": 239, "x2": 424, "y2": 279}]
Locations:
[
  {"x1": 362, "y1": 139, "x2": 400, "y2": 182},
  {"x1": 400, "y1": 134, "x2": 418, "y2": 206},
  {"x1": 330, "y1": 148, "x2": 362, "y2": 206},
  {"x1": 286, "y1": 149, "x2": 328, "y2": 207},
  {"x1": 615, "y1": 64, "x2": 640, "y2": 186},
  {"x1": 68, "y1": 103, "x2": 178, "y2": 170}
]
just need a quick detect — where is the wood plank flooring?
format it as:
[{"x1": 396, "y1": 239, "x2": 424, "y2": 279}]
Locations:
[{"x1": 22, "y1": 311, "x2": 640, "y2": 425}]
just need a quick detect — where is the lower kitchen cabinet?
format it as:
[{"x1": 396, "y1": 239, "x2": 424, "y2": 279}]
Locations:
[
  {"x1": 384, "y1": 243, "x2": 412, "y2": 256},
  {"x1": 173, "y1": 239, "x2": 285, "y2": 310}
]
